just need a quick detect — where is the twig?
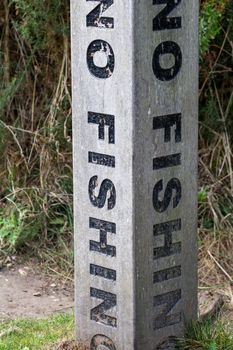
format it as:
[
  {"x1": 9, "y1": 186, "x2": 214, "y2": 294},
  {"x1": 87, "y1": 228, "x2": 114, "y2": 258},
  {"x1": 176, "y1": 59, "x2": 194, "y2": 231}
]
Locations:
[
  {"x1": 207, "y1": 250, "x2": 233, "y2": 283},
  {"x1": 54, "y1": 305, "x2": 74, "y2": 312}
]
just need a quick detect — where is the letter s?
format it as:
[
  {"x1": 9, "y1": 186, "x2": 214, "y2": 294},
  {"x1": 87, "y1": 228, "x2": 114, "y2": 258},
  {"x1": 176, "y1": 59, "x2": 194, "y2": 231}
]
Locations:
[
  {"x1": 89, "y1": 176, "x2": 116, "y2": 210},
  {"x1": 153, "y1": 178, "x2": 181, "y2": 213}
]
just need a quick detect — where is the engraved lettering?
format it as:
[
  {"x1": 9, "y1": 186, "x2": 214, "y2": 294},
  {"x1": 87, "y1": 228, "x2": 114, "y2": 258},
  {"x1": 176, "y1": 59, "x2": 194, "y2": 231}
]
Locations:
[
  {"x1": 87, "y1": 40, "x2": 115, "y2": 79},
  {"x1": 90, "y1": 288, "x2": 117, "y2": 327},
  {"x1": 154, "y1": 219, "x2": 181, "y2": 259},
  {"x1": 153, "y1": 178, "x2": 182, "y2": 213},
  {"x1": 89, "y1": 152, "x2": 115, "y2": 167},
  {"x1": 90, "y1": 264, "x2": 116, "y2": 281},
  {"x1": 153, "y1": 113, "x2": 181, "y2": 143},
  {"x1": 153, "y1": 0, "x2": 182, "y2": 31},
  {"x1": 153, "y1": 289, "x2": 182, "y2": 329},
  {"x1": 88, "y1": 111, "x2": 115, "y2": 144},
  {"x1": 89, "y1": 176, "x2": 116, "y2": 209},
  {"x1": 152, "y1": 41, "x2": 182, "y2": 81},
  {"x1": 90, "y1": 334, "x2": 116, "y2": 350},
  {"x1": 153, "y1": 153, "x2": 181, "y2": 170},
  {"x1": 89, "y1": 217, "x2": 116, "y2": 257},
  {"x1": 87, "y1": 0, "x2": 114, "y2": 29},
  {"x1": 154, "y1": 266, "x2": 181, "y2": 283}
]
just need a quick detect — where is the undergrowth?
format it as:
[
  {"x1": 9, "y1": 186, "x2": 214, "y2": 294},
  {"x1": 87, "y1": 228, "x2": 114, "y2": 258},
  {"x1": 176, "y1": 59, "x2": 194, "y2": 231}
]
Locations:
[
  {"x1": 199, "y1": 0, "x2": 233, "y2": 230},
  {"x1": 198, "y1": 0, "x2": 233, "y2": 312}
]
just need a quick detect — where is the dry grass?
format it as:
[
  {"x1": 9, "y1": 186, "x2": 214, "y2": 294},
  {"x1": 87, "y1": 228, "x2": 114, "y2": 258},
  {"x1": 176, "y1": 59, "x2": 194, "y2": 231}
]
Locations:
[
  {"x1": 199, "y1": 230, "x2": 233, "y2": 299},
  {"x1": 197, "y1": 10, "x2": 233, "y2": 326}
]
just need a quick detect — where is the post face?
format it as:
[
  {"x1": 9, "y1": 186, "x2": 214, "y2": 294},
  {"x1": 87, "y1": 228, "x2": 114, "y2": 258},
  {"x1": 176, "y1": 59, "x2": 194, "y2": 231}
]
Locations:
[{"x1": 71, "y1": 1, "x2": 199, "y2": 349}]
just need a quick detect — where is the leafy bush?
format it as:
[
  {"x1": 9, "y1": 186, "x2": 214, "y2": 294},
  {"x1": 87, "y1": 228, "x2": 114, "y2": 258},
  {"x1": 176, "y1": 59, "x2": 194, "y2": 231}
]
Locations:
[
  {"x1": 199, "y1": 0, "x2": 228, "y2": 57},
  {"x1": 12, "y1": 0, "x2": 69, "y2": 50},
  {"x1": 0, "y1": 205, "x2": 43, "y2": 248}
]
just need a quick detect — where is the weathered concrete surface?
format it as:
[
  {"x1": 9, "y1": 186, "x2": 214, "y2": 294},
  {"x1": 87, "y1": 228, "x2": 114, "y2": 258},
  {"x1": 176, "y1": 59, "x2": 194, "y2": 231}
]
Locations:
[{"x1": 71, "y1": 1, "x2": 199, "y2": 349}]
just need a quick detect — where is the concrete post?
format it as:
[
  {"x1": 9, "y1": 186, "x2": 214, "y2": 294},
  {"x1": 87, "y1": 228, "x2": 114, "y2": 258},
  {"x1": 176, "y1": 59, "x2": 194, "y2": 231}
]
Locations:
[{"x1": 71, "y1": 1, "x2": 199, "y2": 349}]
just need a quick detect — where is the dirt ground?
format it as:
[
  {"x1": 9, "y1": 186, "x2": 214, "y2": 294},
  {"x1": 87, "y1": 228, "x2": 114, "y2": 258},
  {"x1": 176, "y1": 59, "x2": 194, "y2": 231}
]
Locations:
[
  {"x1": 0, "y1": 262, "x2": 74, "y2": 321},
  {"x1": 0, "y1": 258, "x2": 232, "y2": 327},
  {"x1": 0, "y1": 258, "x2": 232, "y2": 350}
]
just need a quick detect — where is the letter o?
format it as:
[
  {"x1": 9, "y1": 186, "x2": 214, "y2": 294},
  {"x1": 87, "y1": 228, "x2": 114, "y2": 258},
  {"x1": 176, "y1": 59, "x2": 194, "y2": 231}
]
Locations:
[
  {"x1": 87, "y1": 40, "x2": 115, "y2": 79},
  {"x1": 152, "y1": 41, "x2": 182, "y2": 81}
]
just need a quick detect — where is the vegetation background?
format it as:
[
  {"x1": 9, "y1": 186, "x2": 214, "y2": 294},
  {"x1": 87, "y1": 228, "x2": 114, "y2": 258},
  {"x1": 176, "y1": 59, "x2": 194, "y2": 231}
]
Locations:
[{"x1": 0, "y1": 0, "x2": 232, "y2": 298}]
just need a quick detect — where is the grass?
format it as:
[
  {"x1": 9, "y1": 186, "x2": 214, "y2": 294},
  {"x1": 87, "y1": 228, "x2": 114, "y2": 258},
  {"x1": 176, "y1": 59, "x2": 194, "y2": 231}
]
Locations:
[
  {"x1": 177, "y1": 320, "x2": 233, "y2": 350},
  {"x1": 0, "y1": 313, "x2": 74, "y2": 350}
]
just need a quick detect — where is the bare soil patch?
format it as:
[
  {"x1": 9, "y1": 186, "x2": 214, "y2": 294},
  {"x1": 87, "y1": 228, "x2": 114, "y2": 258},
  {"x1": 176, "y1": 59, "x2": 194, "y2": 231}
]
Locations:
[
  {"x1": 0, "y1": 262, "x2": 74, "y2": 321},
  {"x1": 0, "y1": 254, "x2": 232, "y2": 334}
]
